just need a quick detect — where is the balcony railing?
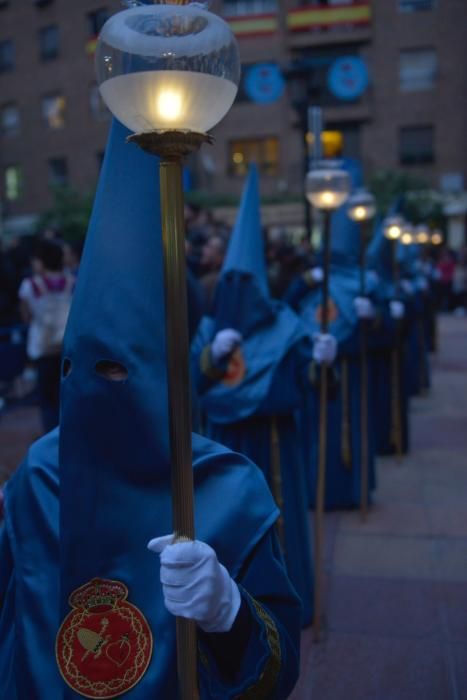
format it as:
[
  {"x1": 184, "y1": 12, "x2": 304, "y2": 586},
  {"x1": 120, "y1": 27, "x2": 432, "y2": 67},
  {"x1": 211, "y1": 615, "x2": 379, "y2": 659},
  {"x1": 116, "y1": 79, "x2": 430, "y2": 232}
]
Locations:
[{"x1": 287, "y1": 1, "x2": 371, "y2": 33}]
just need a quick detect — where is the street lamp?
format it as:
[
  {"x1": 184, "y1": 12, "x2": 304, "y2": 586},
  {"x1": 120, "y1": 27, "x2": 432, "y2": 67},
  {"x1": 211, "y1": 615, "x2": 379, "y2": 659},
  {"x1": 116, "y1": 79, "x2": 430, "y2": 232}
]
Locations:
[
  {"x1": 400, "y1": 224, "x2": 414, "y2": 246},
  {"x1": 96, "y1": 3, "x2": 240, "y2": 698},
  {"x1": 347, "y1": 188, "x2": 377, "y2": 223},
  {"x1": 431, "y1": 230, "x2": 443, "y2": 246},
  {"x1": 383, "y1": 215, "x2": 404, "y2": 241},
  {"x1": 415, "y1": 224, "x2": 430, "y2": 245},
  {"x1": 305, "y1": 159, "x2": 350, "y2": 642},
  {"x1": 346, "y1": 188, "x2": 376, "y2": 523}
]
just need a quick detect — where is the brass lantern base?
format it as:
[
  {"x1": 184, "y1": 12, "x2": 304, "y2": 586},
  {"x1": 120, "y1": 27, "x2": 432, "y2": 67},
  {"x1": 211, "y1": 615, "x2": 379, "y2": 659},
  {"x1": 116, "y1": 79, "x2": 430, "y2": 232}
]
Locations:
[{"x1": 127, "y1": 130, "x2": 213, "y2": 160}]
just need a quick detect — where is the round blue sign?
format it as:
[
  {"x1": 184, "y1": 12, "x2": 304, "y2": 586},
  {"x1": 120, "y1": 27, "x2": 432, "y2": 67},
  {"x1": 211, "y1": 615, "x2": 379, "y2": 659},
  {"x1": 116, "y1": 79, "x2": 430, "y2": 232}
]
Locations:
[
  {"x1": 327, "y1": 56, "x2": 369, "y2": 101},
  {"x1": 244, "y1": 63, "x2": 285, "y2": 105}
]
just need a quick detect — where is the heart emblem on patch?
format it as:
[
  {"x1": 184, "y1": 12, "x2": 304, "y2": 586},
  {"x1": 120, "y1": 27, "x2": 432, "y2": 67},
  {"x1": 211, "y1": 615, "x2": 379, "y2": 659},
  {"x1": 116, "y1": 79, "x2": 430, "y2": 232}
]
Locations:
[{"x1": 105, "y1": 637, "x2": 131, "y2": 667}]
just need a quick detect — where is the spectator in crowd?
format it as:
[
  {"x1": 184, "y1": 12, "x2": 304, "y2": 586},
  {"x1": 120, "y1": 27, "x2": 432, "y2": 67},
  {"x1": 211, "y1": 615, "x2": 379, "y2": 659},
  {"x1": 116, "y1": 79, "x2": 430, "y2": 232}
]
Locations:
[
  {"x1": 18, "y1": 239, "x2": 74, "y2": 433},
  {"x1": 436, "y1": 248, "x2": 456, "y2": 311},
  {"x1": 453, "y1": 247, "x2": 467, "y2": 314},
  {"x1": 63, "y1": 239, "x2": 84, "y2": 279},
  {"x1": 199, "y1": 233, "x2": 228, "y2": 313}
]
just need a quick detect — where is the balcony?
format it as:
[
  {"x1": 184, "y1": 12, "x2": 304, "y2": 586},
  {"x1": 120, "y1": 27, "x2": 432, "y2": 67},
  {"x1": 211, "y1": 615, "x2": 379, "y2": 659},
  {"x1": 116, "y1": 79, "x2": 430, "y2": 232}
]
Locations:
[{"x1": 287, "y1": 1, "x2": 372, "y2": 47}]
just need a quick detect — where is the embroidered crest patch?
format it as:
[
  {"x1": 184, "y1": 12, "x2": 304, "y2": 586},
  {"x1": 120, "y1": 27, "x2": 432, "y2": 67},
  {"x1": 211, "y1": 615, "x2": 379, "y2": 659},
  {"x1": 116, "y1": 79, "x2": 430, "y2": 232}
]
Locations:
[
  {"x1": 315, "y1": 298, "x2": 339, "y2": 325},
  {"x1": 56, "y1": 578, "x2": 153, "y2": 699},
  {"x1": 222, "y1": 347, "x2": 247, "y2": 387}
]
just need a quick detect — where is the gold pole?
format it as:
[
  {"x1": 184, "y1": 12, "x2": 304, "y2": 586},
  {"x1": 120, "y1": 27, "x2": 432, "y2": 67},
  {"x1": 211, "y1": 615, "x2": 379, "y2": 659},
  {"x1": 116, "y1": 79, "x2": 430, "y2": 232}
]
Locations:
[
  {"x1": 128, "y1": 130, "x2": 211, "y2": 700},
  {"x1": 313, "y1": 210, "x2": 331, "y2": 643},
  {"x1": 270, "y1": 417, "x2": 286, "y2": 552},
  {"x1": 341, "y1": 357, "x2": 352, "y2": 470}
]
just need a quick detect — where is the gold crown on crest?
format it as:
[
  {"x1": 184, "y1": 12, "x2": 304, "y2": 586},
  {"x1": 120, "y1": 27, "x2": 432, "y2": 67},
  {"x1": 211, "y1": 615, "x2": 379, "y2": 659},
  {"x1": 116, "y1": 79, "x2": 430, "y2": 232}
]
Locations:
[{"x1": 68, "y1": 578, "x2": 129, "y2": 611}]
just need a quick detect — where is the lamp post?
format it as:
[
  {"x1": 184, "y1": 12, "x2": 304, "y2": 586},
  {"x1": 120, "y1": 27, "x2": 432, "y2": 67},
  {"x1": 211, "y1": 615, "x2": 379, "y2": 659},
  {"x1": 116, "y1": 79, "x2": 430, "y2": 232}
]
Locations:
[
  {"x1": 383, "y1": 215, "x2": 404, "y2": 462},
  {"x1": 305, "y1": 160, "x2": 351, "y2": 641},
  {"x1": 415, "y1": 224, "x2": 430, "y2": 245},
  {"x1": 95, "y1": 3, "x2": 240, "y2": 698},
  {"x1": 347, "y1": 189, "x2": 376, "y2": 521}
]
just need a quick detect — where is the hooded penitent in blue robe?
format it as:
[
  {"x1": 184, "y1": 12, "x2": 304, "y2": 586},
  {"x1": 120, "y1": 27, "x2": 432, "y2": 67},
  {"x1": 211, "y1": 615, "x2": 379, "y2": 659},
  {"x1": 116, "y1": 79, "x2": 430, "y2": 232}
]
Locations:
[
  {"x1": 397, "y1": 241, "x2": 431, "y2": 397},
  {"x1": 366, "y1": 222, "x2": 411, "y2": 456},
  {"x1": 296, "y1": 159, "x2": 378, "y2": 510},
  {"x1": 192, "y1": 165, "x2": 314, "y2": 627},
  {"x1": 0, "y1": 121, "x2": 302, "y2": 699}
]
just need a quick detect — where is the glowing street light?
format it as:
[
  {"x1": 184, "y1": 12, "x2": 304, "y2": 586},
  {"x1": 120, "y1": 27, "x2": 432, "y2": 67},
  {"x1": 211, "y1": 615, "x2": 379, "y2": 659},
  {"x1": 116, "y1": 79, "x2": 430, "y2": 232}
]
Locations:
[
  {"x1": 347, "y1": 189, "x2": 376, "y2": 223},
  {"x1": 383, "y1": 215, "x2": 405, "y2": 241}
]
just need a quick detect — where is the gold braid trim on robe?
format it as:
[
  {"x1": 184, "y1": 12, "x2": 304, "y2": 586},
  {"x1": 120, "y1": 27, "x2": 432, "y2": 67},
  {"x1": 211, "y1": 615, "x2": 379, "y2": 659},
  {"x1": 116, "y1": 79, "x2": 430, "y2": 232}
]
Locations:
[{"x1": 234, "y1": 594, "x2": 282, "y2": 700}]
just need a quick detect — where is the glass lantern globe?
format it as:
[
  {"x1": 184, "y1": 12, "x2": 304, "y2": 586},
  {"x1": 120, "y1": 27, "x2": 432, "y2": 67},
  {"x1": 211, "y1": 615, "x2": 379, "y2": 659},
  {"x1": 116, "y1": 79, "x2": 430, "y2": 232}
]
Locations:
[
  {"x1": 95, "y1": 1, "x2": 240, "y2": 134},
  {"x1": 347, "y1": 189, "x2": 376, "y2": 222},
  {"x1": 415, "y1": 224, "x2": 430, "y2": 244},
  {"x1": 400, "y1": 224, "x2": 414, "y2": 246},
  {"x1": 305, "y1": 160, "x2": 351, "y2": 211},
  {"x1": 383, "y1": 215, "x2": 404, "y2": 241},
  {"x1": 431, "y1": 231, "x2": 443, "y2": 246}
]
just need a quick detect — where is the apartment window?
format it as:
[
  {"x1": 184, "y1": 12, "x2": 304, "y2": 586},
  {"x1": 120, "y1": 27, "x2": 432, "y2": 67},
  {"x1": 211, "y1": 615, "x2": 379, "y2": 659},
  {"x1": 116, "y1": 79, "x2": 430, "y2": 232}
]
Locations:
[
  {"x1": 223, "y1": 0, "x2": 277, "y2": 16},
  {"x1": 400, "y1": 49, "x2": 437, "y2": 91},
  {"x1": 399, "y1": 0, "x2": 435, "y2": 11},
  {"x1": 42, "y1": 94, "x2": 66, "y2": 129},
  {"x1": 229, "y1": 137, "x2": 279, "y2": 177},
  {"x1": 89, "y1": 84, "x2": 110, "y2": 121},
  {"x1": 48, "y1": 157, "x2": 68, "y2": 187},
  {"x1": 87, "y1": 8, "x2": 109, "y2": 37},
  {"x1": 399, "y1": 126, "x2": 434, "y2": 165},
  {"x1": 39, "y1": 25, "x2": 59, "y2": 61},
  {"x1": 1, "y1": 104, "x2": 20, "y2": 136},
  {"x1": 4, "y1": 165, "x2": 22, "y2": 201},
  {"x1": 0, "y1": 39, "x2": 14, "y2": 72}
]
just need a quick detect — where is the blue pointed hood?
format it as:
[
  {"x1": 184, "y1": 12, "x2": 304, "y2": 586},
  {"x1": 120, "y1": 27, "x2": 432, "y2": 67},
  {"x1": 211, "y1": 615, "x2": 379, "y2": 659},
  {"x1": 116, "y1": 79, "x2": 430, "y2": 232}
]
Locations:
[
  {"x1": 222, "y1": 164, "x2": 268, "y2": 292},
  {"x1": 213, "y1": 164, "x2": 275, "y2": 336},
  {"x1": 328, "y1": 158, "x2": 363, "y2": 266},
  {"x1": 366, "y1": 219, "x2": 395, "y2": 281},
  {"x1": 397, "y1": 241, "x2": 420, "y2": 276},
  {"x1": 58, "y1": 119, "x2": 174, "y2": 638}
]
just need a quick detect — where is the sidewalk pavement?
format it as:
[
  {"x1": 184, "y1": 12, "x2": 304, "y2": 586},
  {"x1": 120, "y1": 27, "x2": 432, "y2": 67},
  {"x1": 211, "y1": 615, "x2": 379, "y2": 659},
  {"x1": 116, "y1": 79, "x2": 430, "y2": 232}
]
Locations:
[{"x1": 291, "y1": 315, "x2": 467, "y2": 700}]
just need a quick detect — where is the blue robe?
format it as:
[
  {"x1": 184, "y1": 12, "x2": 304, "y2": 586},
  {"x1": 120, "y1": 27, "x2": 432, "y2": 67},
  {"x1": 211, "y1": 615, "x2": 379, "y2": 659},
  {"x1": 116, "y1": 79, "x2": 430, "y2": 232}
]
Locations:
[
  {"x1": 297, "y1": 264, "x2": 378, "y2": 510},
  {"x1": 192, "y1": 307, "x2": 315, "y2": 627},
  {"x1": 0, "y1": 429, "x2": 301, "y2": 699}
]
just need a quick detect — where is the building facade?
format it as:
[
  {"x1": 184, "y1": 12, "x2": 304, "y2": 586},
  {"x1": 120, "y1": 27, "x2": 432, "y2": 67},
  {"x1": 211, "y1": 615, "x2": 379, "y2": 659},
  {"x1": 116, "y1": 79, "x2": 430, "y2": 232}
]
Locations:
[{"x1": 0, "y1": 0, "x2": 466, "y2": 236}]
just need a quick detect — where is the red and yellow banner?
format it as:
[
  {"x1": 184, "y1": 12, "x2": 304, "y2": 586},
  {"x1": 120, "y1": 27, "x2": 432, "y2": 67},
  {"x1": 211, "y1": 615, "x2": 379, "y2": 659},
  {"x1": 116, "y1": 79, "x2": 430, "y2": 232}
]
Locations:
[
  {"x1": 226, "y1": 13, "x2": 278, "y2": 38},
  {"x1": 287, "y1": 2, "x2": 371, "y2": 32}
]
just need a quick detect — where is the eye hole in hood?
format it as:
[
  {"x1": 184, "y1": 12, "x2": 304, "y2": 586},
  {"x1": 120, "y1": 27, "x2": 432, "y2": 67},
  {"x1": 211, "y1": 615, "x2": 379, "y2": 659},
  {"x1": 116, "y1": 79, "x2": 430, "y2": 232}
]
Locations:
[{"x1": 95, "y1": 360, "x2": 128, "y2": 382}]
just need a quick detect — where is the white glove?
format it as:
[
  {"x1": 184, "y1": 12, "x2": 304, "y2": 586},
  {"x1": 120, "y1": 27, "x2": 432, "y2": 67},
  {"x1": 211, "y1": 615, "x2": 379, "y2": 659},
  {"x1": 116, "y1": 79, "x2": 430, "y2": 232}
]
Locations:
[
  {"x1": 313, "y1": 333, "x2": 337, "y2": 365},
  {"x1": 400, "y1": 279, "x2": 415, "y2": 296},
  {"x1": 390, "y1": 300, "x2": 405, "y2": 320},
  {"x1": 211, "y1": 329, "x2": 242, "y2": 364},
  {"x1": 309, "y1": 267, "x2": 324, "y2": 283},
  {"x1": 148, "y1": 535, "x2": 241, "y2": 634},
  {"x1": 354, "y1": 297, "x2": 376, "y2": 319},
  {"x1": 416, "y1": 276, "x2": 429, "y2": 291}
]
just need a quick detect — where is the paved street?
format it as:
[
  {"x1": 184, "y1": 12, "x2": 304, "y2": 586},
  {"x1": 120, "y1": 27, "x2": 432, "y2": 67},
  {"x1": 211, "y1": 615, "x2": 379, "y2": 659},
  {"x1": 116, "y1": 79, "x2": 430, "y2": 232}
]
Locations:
[
  {"x1": 292, "y1": 315, "x2": 467, "y2": 700},
  {"x1": 1, "y1": 316, "x2": 466, "y2": 699}
]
